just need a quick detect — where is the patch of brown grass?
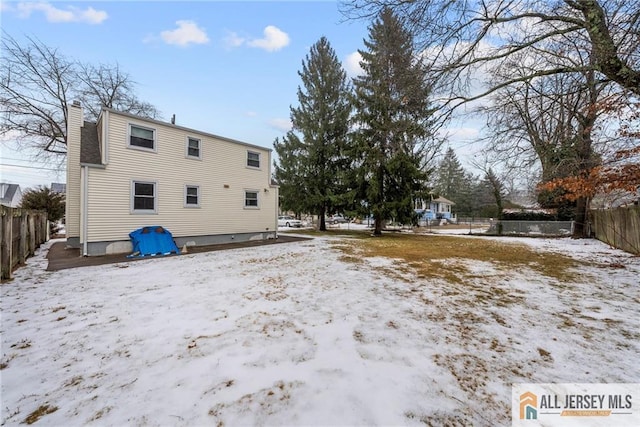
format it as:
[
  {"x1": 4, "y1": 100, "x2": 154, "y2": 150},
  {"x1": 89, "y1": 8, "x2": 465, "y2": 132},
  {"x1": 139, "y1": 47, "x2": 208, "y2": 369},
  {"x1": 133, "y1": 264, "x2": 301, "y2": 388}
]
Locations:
[
  {"x1": 335, "y1": 233, "x2": 581, "y2": 284},
  {"x1": 289, "y1": 229, "x2": 370, "y2": 239},
  {"x1": 24, "y1": 404, "x2": 58, "y2": 424}
]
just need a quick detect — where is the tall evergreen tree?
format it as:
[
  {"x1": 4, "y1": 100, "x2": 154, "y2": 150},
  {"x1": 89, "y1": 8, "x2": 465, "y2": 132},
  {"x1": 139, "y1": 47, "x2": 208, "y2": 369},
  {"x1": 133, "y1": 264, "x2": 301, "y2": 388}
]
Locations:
[
  {"x1": 274, "y1": 37, "x2": 352, "y2": 231},
  {"x1": 432, "y1": 147, "x2": 475, "y2": 216},
  {"x1": 351, "y1": 8, "x2": 435, "y2": 235},
  {"x1": 434, "y1": 148, "x2": 466, "y2": 198},
  {"x1": 273, "y1": 132, "x2": 306, "y2": 216},
  {"x1": 484, "y1": 168, "x2": 505, "y2": 220}
]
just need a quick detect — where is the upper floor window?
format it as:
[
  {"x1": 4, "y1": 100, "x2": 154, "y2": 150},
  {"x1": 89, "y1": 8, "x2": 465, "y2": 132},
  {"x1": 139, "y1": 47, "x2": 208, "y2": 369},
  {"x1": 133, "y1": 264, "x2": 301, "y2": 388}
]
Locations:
[
  {"x1": 132, "y1": 181, "x2": 157, "y2": 213},
  {"x1": 247, "y1": 151, "x2": 260, "y2": 168},
  {"x1": 129, "y1": 124, "x2": 156, "y2": 151},
  {"x1": 187, "y1": 137, "x2": 201, "y2": 159}
]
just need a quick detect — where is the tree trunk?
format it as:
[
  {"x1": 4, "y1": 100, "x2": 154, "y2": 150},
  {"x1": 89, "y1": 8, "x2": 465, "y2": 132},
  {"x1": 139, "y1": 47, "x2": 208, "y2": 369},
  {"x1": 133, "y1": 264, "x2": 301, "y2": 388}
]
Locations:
[
  {"x1": 373, "y1": 217, "x2": 383, "y2": 236},
  {"x1": 572, "y1": 196, "x2": 589, "y2": 238},
  {"x1": 318, "y1": 207, "x2": 326, "y2": 231},
  {"x1": 571, "y1": 64, "x2": 597, "y2": 239}
]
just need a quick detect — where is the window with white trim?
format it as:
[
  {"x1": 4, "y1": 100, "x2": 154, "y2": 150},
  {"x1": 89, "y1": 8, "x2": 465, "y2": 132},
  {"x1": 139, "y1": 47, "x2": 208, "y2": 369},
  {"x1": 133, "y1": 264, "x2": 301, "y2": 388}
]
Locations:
[
  {"x1": 132, "y1": 181, "x2": 157, "y2": 213},
  {"x1": 129, "y1": 124, "x2": 156, "y2": 150},
  {"x1": 244, "y1": 190, "x2": 259, "y2": 208},
  {"x1": 185, "y1": 185, "x2": 200, "y2": 207},
  {"x1": 247, "y1": 151, "x2": 260, "y2": 168},
  {"x1": 187, "y1": 137, "x2": 201, "y2": 159}
]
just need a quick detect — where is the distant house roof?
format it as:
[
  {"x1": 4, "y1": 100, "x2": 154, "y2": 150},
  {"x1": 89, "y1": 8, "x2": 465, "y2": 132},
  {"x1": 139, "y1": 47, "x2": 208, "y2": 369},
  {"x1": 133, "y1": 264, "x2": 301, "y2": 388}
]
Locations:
[
  {"x1": 0, "y1": 183, "x2": 22, "y2": 207},
  {"x1": 432, "y1": 196, "x2": 455, "y2": 206},
  {"x1": 51, "y1": 183, "x2": 66, "y2": 194},
  {"x1": 80, "y1": 122, "x2": 102, "y2": 165}
]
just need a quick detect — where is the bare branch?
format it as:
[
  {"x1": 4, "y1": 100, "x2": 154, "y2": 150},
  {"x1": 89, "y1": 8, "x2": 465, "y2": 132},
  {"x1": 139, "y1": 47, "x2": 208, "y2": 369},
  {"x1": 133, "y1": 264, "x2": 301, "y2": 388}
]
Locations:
[{"x1": 1, "y1": 31, "x2": 160, "y2": 158}]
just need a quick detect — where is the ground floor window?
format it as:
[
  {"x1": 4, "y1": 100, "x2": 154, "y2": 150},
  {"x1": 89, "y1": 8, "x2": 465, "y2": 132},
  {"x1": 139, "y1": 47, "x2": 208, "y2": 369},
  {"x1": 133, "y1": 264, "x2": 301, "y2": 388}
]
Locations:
[
  {"x1": 132, "y1": 181, "x2": 156, "y2": 213},
  {"x1": 185, "y1": 185, "x2": 200, "y2": 207},
  {"x1": 244, "y1": 190, "x2": 259, "y2": 208}
]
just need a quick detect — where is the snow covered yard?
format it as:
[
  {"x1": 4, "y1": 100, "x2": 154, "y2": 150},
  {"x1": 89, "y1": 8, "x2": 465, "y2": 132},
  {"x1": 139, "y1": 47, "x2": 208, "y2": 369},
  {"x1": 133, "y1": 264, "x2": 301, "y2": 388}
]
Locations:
[{"x1": 1, "y1": 234, "x2": 639, "y2": 426}]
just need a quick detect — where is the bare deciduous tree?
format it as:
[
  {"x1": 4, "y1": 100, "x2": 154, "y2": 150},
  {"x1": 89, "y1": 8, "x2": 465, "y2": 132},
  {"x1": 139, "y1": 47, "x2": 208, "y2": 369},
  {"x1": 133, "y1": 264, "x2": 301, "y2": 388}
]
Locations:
[
  {"x1": 480, "y1": 56, "x2": 624, "y2": 234},
  {"x1": 1, "y1": 33, "x2": 160, "y2": 156},
  {"x1": 342, "y1": 0, "x2": 640, "y2": 102}
]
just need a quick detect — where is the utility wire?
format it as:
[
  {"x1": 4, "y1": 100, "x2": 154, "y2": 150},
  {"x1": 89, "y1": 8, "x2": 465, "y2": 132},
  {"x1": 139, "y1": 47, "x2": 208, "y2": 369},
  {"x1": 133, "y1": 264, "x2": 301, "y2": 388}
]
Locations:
[{"x1": 0, "y1": 163, "x2": 64, "y2": 171}]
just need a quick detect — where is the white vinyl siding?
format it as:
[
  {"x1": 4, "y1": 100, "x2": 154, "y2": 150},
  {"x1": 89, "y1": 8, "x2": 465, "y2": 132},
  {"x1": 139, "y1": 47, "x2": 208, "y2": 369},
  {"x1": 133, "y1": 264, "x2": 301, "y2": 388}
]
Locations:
[
  {"x1": 84, "y1": 111, "x2": 278, "y2": 243},
  {"x1": 131, "y1": 181, "x2": 157, "y2": 213},
  {"x1": 247, "y1": 151, "x2": 260, "y2": 168},
  {"x1": 185, "y1": 185, "x2": 200, "y2": 207},
  {"x1": 129, "y1": 124, "x2": 156, "y2": 151},
  {"x1": 186, "y1": 137, "x2": 201, "y2": 159}
]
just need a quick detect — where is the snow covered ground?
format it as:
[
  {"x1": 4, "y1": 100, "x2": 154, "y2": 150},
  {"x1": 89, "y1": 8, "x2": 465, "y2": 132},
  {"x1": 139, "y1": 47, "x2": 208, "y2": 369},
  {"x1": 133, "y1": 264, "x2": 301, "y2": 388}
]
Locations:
[{"x1": 1, "y1": 235, "x2": 639, "y2": 426}]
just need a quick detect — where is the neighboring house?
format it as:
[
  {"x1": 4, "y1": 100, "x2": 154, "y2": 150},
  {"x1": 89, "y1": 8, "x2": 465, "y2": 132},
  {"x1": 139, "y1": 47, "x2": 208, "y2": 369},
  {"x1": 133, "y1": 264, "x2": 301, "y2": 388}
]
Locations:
[
  {"x1": 0, "y1": 183, "x2": 22, "y2": 207},
  {"x1": 51, "y1": 182, "x2": 67, "y2": 195},
  {"x1": 66, "y1": 101, "x2": 278, "y2": 256},
  {"x1": 590, "y1": 189, "x2": 640, "y2": 209},
  {"x1": 414, "y1": 195, "x2": 455, "y2": 220}
]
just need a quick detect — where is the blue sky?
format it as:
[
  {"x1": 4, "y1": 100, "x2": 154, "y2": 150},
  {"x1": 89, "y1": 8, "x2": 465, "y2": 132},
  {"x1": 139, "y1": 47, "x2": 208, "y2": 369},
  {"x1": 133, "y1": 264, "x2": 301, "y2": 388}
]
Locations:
[{"x1": 1, "y1": 1, "x2": 481, "y2": 189}]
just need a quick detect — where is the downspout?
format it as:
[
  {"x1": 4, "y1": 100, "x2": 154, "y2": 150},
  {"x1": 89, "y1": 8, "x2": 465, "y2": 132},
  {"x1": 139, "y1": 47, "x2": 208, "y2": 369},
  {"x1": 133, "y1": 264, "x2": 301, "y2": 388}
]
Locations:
[
  {"x1": 82, "y1": 165, "x2": 89, "y2": 256},
  {"x1": 275, "y1": 186, "x2": 279, "y2": 239}
]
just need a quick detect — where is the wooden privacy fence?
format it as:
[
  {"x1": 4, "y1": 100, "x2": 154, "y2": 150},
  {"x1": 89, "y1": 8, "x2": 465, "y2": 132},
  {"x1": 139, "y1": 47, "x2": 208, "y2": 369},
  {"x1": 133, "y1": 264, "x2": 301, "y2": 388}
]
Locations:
[
  {"x1": 1, "y1": 206, "x2": 49, "y2": 281},
  {"x1": 590, "y1": 206, "x2": 640, "y2": 255}
]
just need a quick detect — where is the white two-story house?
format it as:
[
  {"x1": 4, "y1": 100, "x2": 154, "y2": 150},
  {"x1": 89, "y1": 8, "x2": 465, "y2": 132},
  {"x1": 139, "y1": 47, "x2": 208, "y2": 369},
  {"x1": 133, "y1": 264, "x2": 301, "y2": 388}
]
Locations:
[{"x1": 66, "y1": 101, "x2": 278, "y2": 256}]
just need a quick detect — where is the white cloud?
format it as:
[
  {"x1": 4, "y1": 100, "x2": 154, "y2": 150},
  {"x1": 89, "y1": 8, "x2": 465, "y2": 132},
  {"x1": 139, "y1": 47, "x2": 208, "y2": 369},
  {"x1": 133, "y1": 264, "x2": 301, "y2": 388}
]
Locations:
[
  {"x1": 247, "y1": 26, "x2": 290, "y2": 52},
  {"x1": 13, "y1": 2, "x2": 107, "y2": 24},
  {"x1": 343, "y1": 51, "x2": 364, "y2": 77},
  {"x1": 224, "y1": 31, "x2": 246, "y2": 49},
  {"x1": 160, "y1": 20, "x2": 209, "y2": 47},
  {"x1": 245, "y1": 111, "x2": 258, "y2": 117},
  {"x1": 268, "y1": 118, "x2": 292, "y2": 132}
]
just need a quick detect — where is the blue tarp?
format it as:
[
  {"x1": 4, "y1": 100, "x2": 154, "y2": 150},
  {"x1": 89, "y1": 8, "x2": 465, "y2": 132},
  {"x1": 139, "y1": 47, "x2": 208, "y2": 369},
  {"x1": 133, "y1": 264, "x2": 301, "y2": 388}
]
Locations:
[{"x1": 127, "y1": 226, "x2": 180, "y2": 258}]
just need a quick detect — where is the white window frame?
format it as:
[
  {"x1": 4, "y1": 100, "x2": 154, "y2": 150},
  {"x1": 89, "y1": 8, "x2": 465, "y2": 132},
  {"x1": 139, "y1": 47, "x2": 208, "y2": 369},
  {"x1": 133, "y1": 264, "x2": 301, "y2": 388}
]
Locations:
[
  {"x1": 247, "y1": 151, "x2": 261, "y2": 169},
  {"x1": 128, "y1": 123, "x2": 157, "y2": 152},
  {"x1": 186, "y1": 137, "x2": 201, "y2": 159},
  {"x1": 244, "y1": 189, "x2": 260, "y2": 209},
  {"x1": 184, "y1": 185, "x2": 200, "y2": 208},
  {"x1": 131, "y1": 180, "x2": 158, "y2": 214}
]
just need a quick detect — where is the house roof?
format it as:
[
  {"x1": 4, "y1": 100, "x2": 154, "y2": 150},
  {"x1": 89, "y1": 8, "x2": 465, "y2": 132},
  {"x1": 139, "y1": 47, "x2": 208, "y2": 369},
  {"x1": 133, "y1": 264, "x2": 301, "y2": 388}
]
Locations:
[
  {"x1": 432, "y1": 196, "x2": 455, "y2": 205},
  {"x1": 102, "y1": 107, "x2": 273, "y2": 153},
  {"x1": 0, "y1": 183, "x2": 21, "y2": 207},
  {"x1": 80, "y1": 122, "x2": 102, "y2": 165},
  {"x1": 51, "y1": 183, "x2": 67, "y2": 194}
]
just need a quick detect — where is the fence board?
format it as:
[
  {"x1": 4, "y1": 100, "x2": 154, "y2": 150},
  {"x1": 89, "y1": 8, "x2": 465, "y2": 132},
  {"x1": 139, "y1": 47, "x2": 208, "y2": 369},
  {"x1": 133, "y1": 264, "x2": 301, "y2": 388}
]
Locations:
[
  {"x1": 0, "y1": 206, "x2": 49, "y2": 281},
  {"x1": 590, "y1": 206, "x2": 640, "y2": 255}
]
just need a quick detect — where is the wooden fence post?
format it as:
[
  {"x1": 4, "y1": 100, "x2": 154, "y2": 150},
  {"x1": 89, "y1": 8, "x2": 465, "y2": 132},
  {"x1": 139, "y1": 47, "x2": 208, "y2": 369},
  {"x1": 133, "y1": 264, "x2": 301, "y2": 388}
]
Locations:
[
  {"x1": 1, "y1": 206, "x2": 13, "y2": 281},
  {"x1": 29, "y1": 214, "x2": 36, "y2": 257},
  {"x1": 19, "y1": 210, "x2": 27, "y2": 264}
]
